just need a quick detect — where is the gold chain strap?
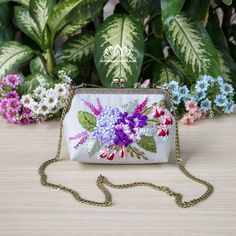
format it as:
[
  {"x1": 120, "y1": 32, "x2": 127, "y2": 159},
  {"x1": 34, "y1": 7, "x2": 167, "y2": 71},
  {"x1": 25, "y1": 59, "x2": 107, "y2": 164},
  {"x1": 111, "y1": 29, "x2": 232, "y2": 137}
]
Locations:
[{"x1": 38, "y1": 85, "x2": 214, "y2": 208}]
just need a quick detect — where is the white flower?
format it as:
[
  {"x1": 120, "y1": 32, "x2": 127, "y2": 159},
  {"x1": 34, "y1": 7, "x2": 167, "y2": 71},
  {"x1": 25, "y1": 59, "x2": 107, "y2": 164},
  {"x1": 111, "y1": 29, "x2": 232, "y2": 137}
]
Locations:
[
  {"x1": 44, "y1": 93, "x2": 58, "y2": 108},
  {"x1": 33, "y1": 86, "x2": 46, "y2": 98},
  {"x1": 21, "y1": 94, "x2": 34, "y2": 107},
  {"x1": 50, "y1": 105, "x2": 60, "y2": 114},
  {"x1": 54, "y1": 83, "x2": 68, "y2": 97},
  {"x1": 38, "y1": 102, "x2": 50, "y2": 115},
  {"x1": 29, "y1": 101, "x2": 40, "y2": 114}
]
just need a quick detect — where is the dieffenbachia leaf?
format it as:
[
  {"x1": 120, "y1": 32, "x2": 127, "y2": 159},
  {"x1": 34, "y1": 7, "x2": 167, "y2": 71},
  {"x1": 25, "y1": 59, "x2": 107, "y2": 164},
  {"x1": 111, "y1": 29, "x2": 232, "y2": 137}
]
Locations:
[
  {"x1": 160, "y1": 0, "x2": 185, "y2": 24},
  {"x1": 53, "y1": 63, "x2": 80, "y2": 79},
  {"x1": 0, "y1": 41, "x2": 33, "y2": 80},
  {"x1": 221, "y1": 0, "x2": 232, "y2": 6},
  {"x1": 21, "y1": 72, "x2": 54, "y2": 93},
  {"x1": 94, "y1": 14, "x2": 144, "y2": 87},
  {"x1": 29, "y1": 0, "x2": 53, "y2": 34},
  {"x1": 30, "y1": 57, "x2": 47, "y2": 74},
  {"x1": 119, "y1": 0, "x2": 152, "y2": 17},
  {"x1": 0, "y1": 24, "x2": 15, "y2": 43},
  {"x1": 137, "y1": 135, "x2": 156, "y2": 153},
  {"x1": 78, "y1": 111, "x2": 97, "y2": 132},
  {"x1": 0, "y1": 0, "x2": 29, "y2": 6},
  {"x1": 14, "y1": 6, "x2": 43, "y2": 49},
  {"x1": 0, "y1": 3, "x2": 11, "y2": 30},
  {"x1": 56, "y1": 33, "x2": 94, "y2": 65},
  {"x1": 164, "y1": 14, "x2": 220, "y2": 78},
  {"x1": 48, "y1": 0, "x2": 84, "y2": 34}
]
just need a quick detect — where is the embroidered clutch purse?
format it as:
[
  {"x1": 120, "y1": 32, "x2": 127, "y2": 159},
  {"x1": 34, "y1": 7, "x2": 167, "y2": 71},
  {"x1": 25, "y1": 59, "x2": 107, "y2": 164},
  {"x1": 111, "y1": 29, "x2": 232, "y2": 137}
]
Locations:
[
  {"x1": 38, "y1": 84, "x2": 214, "y2": 208},
  {"x1": 63, "y1": 87, "x2": 175, "y2": 163}
]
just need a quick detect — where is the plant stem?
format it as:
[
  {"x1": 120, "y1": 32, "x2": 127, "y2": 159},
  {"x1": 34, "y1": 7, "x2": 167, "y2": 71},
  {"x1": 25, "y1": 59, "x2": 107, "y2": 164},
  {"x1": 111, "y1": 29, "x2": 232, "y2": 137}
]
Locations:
[
  {"x1": 46, "y1": 48, "x2": 55, "y2": 76},
  {"x1": 144, "y1": 11, "x2": 161, "y2": 29},
  {"x1": 144, "y1": 53, "x2": 162, "y2": 64}
]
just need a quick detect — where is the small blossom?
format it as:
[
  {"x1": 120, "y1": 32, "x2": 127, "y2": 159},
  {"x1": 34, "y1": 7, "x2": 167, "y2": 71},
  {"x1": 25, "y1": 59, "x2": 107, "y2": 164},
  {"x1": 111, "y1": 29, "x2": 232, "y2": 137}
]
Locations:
[
  {"x1": 2, "y1": 74, "x2": 20, "y2": 88},
  {"x1": 33, "y1": 86, "x2": 46, "y2": 98},
  {"x1": 107, "y1": 150, "x2": 116, "y2": 161},
  {"x1": 99, "y1": 150, "x2": 109, "y2": 158},
  {"x1": 185, "y1": 100, "x2": 198, "y2": 113},
  {"x1": 5, "y1": 91, "x2": 19, "y2": 100},
  {"x1": 179, "y1": 85, "x2": 189, "y2": 101},
  {"x1": 223, "y1": 101, "x2": 234, "y2": 114},
  {"x1": 195, "y1": 79, "x2": 209, "y2": 92},
  {"x1": 220, "y1": 82, "x2": 234, "y2": 95},
  {"x1": 21, "y1": 95, "x2": 33, "y2": 107},
  {"x1": 54, "y1": 83, "x2": 68, "y2": 97},
  {"x1": 180, "y1": 114, "x2": 194, "y2": 125},
  {"x1": 157, "y1": 124, "x2": 169, "y2": 137},
  {"x1": 200, "y1": 98, "x2": 212, "y2": 112},
  {"x1": 152, "y1": 106, "x2": 165, "y2": 118},
  {"x1": 214, "y1": 95, "x2": 228, "y2": 107}
]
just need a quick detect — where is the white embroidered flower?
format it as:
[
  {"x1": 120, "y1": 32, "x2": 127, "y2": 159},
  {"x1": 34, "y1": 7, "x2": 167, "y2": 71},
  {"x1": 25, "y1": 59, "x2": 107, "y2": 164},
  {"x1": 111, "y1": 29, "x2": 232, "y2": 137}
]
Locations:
[
  {"x1": 21, "y1": 94, "x2": 33, "y2": 107},
  {"x1": 54, "y1": 83, "x2": 68, "y2": 97},
  {"x1": 33, "y1": 86, "x2": 46, "y2": 98},
  {"x1": 38, "y1": 102, "x2": 50, "y2": 115}
]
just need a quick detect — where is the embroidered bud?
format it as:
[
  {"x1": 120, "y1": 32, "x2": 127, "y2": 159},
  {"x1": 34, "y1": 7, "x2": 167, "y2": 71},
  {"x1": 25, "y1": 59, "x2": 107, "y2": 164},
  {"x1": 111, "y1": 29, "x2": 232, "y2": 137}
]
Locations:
[
  {"x1": 152, "y1": 106, "x2": 165, "y2": 118},
  {"x1": 164, "y1": 116, "x2": 173, "y2": 125},
  {"x1": 107, "y1": 150, "x2": 116, "y2": 161},
  {"x1": 157, "y1": 125, "x2": 169, "y2": 137},
  {"x1": 120, "y1": 147, "x2": 126, "y2": 158},
  {"x1": 99, "y1": 150, "x2": 108, "y2": 158}
]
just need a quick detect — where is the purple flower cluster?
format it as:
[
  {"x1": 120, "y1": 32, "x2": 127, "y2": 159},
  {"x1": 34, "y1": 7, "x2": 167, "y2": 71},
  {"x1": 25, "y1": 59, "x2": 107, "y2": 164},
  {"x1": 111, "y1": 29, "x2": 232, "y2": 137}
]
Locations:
[
  {"x1": 0, "y1": 74, "x2": 35, "y2": 125},
  {"x1": 113, "y1": 111, "x2": 148, "y2": 147}
]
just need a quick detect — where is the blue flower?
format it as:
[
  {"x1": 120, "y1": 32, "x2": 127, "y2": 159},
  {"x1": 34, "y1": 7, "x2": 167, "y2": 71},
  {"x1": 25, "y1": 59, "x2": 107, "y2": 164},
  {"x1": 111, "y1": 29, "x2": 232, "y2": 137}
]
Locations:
[
  {"x1": 200, "y1": 98, "x2": 212, "y2": 112},
  {"x1": 194, "y1": 90, "x2": 207, "y2": 101},
  {"x1": 217, "y1": 76, "x2": 224, "y2": 86},
  {"x1": 223, "y1": 101, "x2": 234, "y2": 114},
  {"x1": 92, "y1": 106, "x2": 121, "y2": 147},
  {"x1": 168, "y1": 81, "x2": 179, "y2": 92},
  {"x1": 179, "y1": 85, "x2": 189, "y2": 101},
  {"x1": 201, "y1": 75, "x2": 214, "y2": 84},
  {"x1": 220, "y1": 82, "x2": 234, "y2": 95},
  {"x1": 214, "y1": 95, "x2": 228, "y2": 107},
  {"x1": 195, "y1": 79, "x2": 209, "y2": 92},
  {"x1": 172, "y1": 90, "x2": 181, "y2": 105}
]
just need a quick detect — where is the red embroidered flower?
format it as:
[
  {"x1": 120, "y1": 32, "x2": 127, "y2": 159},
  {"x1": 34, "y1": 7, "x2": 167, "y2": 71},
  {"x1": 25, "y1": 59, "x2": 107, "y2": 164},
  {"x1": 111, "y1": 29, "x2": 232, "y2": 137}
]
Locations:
[{"x1": 152, "y1": 106, "x2": 165, "y2": 118}]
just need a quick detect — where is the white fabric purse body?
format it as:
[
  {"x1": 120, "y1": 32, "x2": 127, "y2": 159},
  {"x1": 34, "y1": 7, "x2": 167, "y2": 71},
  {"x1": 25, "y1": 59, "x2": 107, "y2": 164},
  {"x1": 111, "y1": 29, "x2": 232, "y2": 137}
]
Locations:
[{"x1": 63, "y1": 87, "x2": 175, "y2": 164}]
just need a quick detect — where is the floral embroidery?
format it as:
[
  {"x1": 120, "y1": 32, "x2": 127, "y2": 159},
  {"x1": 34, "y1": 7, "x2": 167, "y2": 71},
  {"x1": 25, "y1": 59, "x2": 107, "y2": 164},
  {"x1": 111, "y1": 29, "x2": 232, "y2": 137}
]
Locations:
[{"x1": 69, "y1": 97, "x2": 174, "y2": 161}]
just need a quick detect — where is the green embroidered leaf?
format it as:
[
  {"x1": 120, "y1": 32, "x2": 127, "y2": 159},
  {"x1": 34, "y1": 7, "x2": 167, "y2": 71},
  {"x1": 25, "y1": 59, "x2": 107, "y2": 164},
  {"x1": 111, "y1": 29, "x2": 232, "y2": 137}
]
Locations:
[
  {"x1": 121, "y1": 99, "x2": 138, "y2": 113},
  {"x1": 29, "y1": 0, "x2": 53, "y2": 34},
  {"x1": 56, "y1": 33, "x2": 94, "y2": 65},
  {"x1": 78, "y1": 111, "x2": 97, "y2": 132},
  {"x1": 53, "y1": 63, "x2": 80, "y2": 80},
  {"x1": 120, "y1": 0, "x2": 152, "y2": 17},
  {"x1": 30, "y1": 57, "x2": 47, "y2": 74},
  {"x1": 87, "y1": 138, "x2": 102, "y2": 157},
  {"x1": 137, "y1": 135, "x2": 156, "y2": 153},
  {"x1": 14, "y1": 6, "x2": 43, "y2": 48},
  {"x1": 0, "y1": 41, "x2": 34, "y2": 80},
  {"x1": 21, "y1": 73, "x2": 54, "y2": 93},
  {"x1": 94, "y1": 14, "x2": 144, "y2": 87},
  {"x1": 164, "y1": 14, "x2": 220, "y2": 78},
  {"x1": 139, "y1": 127, "x2": 157, "y2": 137}
]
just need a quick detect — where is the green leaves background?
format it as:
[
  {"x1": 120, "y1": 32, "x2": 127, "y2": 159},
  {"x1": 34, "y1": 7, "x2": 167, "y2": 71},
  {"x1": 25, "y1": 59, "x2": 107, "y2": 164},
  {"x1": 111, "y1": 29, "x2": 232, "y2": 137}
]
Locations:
[{"x1": 0, "y1": 0, "x2": 236, "y2": 91}]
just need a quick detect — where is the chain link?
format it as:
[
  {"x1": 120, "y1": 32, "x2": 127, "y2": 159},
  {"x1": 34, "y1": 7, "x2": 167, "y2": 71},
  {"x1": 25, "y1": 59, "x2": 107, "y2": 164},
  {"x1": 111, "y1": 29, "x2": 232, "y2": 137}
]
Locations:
[{"x1": 38, "y1": 85, "x2": 214, "y2": 208}]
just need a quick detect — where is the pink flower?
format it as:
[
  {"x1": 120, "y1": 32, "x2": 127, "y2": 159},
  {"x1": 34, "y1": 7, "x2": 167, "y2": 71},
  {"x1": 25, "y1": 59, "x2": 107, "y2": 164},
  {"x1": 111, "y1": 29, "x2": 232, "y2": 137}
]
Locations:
[
  {"x1": 140, "y1": 79, "x2": 150, "y2": 88},
  {"x1": 2, "y1": 74, "x2": 20, "y2": 88},
  {"x1": 8, "y1": 98, "x2": 21, "y2": 111},
  {"x1": 162, "y1": 115, "x2": 173, "y2": 125},
  {"x1": 192, "y1": 109, "x2": 202, "y2": 121},
  {"x1": 180, "y1": 114, "x2": 194, "y2": 125},
  {"x1": 22, "y1": 107, "x2": 32, "y2": 117},
  {"x1": 82, "y1": 98, "x2": 102, "y2": 116},
  {"x1": 185, "y1": 100, "x2": 198, "y2": 114},
  {"x1": 157, "y1": 124, "x2": 169, "y2": 137},
  {"x1": 107, "y1": 150, "x2": 116, "y2": 161},
  {"x1": 152, "y1": 106, "x2": 165, "y2": 118},
  {"x1": 19, "y1": 117, "x2": 31, "y2": 125},
  {"x1": 3, "y1": 110, "x2": 18, "y2": 123},
  {"x1": 5, "y1": 91, "x2": 19, "y2": 100},
  {"x1": 119, "y1": 147, "x2": 126, "y2": 158},
  {"x1": 0, "y1": 99, "x2": 9, "y2": 111},
  {"x1": 99, "y1": 150, "x2": 109, "y2": 158},
  {"x1": 135, "y1": 97, "x2": 148, "y2": 113}
]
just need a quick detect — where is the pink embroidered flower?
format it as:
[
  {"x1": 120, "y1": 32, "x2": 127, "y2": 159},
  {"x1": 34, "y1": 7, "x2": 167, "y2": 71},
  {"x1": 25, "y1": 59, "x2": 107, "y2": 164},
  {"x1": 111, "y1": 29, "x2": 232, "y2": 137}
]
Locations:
[
  {"x1": 152, "y1": 106, "x2": 165, "y2": 118},
  {"x1": 180, "y1": 114, "x2": 194, "y2": 125},
  {"x1": 5, "y1": 91, "x2": 20, "y2": 100},
  {"x1": 8, "y1": 98, "x2": 21, "y2": 111},
  {"x1": 157, "y1": 124, "x2": 169, "y2": 137},
  {"x1": 107, "y1": 150, "x2": 116, "y2": 161},
  {"x1": 2, "y1": 74, "x2": 20, "y2": 88},
  {"x1": 140, "y1": 79, "x2": 150, "y2": 88},
  {"x1": 185, "y1": 100, "x2": 198, "y2": 114},
  {"x1": 119, "y1": 147, "x2": 126, "y2": 158},
  {"x1": 82, "y1": 98, "x2": 102, "y2": 116},
  {"x1": 162, "y1": 115, "x2": 173, "y2": 126},
  {"x1": 99, "y1": 150, "x2": 109, "y2": 158},
  {"x1": 135, "y1": 97, "x2": 148, "y2": 113}
]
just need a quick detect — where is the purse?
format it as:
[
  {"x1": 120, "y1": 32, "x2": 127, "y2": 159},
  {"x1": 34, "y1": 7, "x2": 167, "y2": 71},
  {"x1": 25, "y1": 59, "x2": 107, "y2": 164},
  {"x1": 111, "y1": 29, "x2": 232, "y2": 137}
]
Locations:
[{"x1": 38, "y1": 83, "x2": 214, "y2": 208}]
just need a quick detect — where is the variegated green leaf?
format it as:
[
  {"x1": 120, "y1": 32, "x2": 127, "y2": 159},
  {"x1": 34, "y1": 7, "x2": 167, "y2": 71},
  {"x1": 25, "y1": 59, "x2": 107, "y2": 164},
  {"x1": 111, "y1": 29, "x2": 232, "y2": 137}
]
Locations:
[
  {"x1": 120, "y1": 0, "x2": 152, "y2": 17},
  {"x1": 53, "y1": 63, "x2": 80, "y2": 79},
  {"x1": 14, "y1": 6, "x2": 43, "y2": 48},
  {"x1": 221, "y1": 0, "x2": 232, "y2": 6},
  {"x1": 21, "y1": 72, "x2": 54, "y2": 93},
  {"x1": 48, "y1": 0, "x2": 83, "y2": 34},
  {"x1": 29, "y1": 0, "x2": 53, "y2": 34},
  {"x1": 30, "y1": 57, "x2": 47, "y2": 74},
  {"x1": 0, "y1": 24, "x2": 15, "y2": 43},
  {"x1": 0, "y1": 41, "x2": 33, "y2": 80},
  {"x1": 0, "y1": 0, "x2": 29, "y2": 6},
  {"x1": 94, "y1": 14, "x2": 144, "y2": 87},
  {"x1": 161, "y1": 0, "x2": 185, "y2": 24},
  {"x1": 164, "y1": 14, "x2": 220, "y2": 78},
  {"x1": 56, "y1": 33, "x2": 94, "y2": 64},
  {"x1": 0, "y1": 3, "x2": 11, "y2": 30}
]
